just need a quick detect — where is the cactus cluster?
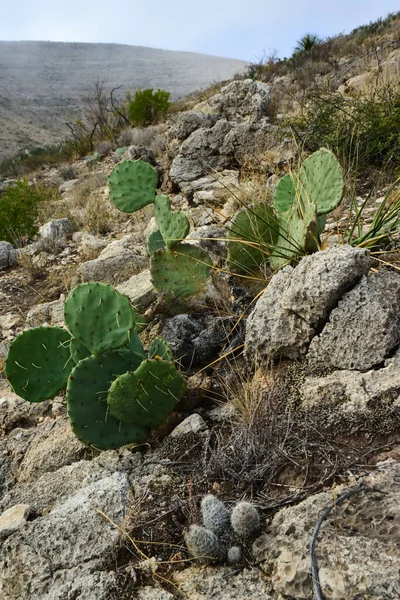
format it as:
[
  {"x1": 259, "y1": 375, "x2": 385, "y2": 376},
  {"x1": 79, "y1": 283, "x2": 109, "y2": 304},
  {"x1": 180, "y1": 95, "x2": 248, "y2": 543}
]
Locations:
[
  {"x1": 184, "y1": 494, "x2": 260, "y2": 565},
  {"x1": 227, "y1": 148, "x2": 344, "y2": 273},
  {"x1": 108, "y1": 159, "x2": 212, "y2": 299},
  {"x1": 5, "y1": 282, "x2": 187, "y2": 450}
]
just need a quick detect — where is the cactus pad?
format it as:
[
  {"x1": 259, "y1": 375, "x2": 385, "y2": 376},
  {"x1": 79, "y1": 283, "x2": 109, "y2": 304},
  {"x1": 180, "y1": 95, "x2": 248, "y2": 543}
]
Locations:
[
  {"x1": 147, "y1": 337, "x2": 173, "y2": 361},
  {"x1": 107, "y1": 359, "x2": 186, "y2": 426},
  {"x1": 151, "y1": 245, "x2": 212, "y2": 299},
  {"x1": 228, "y1": 204, "x2": 278, "y2": 275},
  {"x1": 108, "y1": 159, "x2": 158, "y2": 213},
  {"x1": 274, "y1": 173, "x2": 298, "y2": 214},
  {"x1": 146, "y1": 229, "x2": 165, "y2": 255},
  {"x1": 67, "y1": 349, "x2": 148, "y2": 449},
  {"x1": 6, "y1": 327, "x2": 72, "y2": 403},
  {"x1": 64, "y1": 282, "x2": 136, "y2": 355},
  {"x1": 154, "y1": 194, "x2": 190, "y2": 248},
  {"x1": 70, "y1": 337, "x2": 91, "y2": 364},
  {"x1": 299, "y1": 148, "x2": 343, "y2": 215},
  {"x1": 126, "y1": 330, "x2": 145, "y2": 357}
]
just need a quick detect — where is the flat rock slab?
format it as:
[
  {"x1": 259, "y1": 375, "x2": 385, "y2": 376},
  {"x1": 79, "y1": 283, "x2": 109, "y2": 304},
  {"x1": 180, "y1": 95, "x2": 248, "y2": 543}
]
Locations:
[
  {"x1": 308, "y1": 271, "x2": 400, "y2": 371},
  {"x1": 0, "y1": 504, "x2": 30, "y2": 540},
  {"x1": 245, "y1": 246, "x2": 370, "y2": 362}
]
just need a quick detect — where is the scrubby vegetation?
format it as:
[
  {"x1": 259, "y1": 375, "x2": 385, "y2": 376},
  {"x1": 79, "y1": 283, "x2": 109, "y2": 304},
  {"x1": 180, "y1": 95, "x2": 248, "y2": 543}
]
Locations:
[{"x1": 0, "y1": 180, "x2": 43, "y2": 244}]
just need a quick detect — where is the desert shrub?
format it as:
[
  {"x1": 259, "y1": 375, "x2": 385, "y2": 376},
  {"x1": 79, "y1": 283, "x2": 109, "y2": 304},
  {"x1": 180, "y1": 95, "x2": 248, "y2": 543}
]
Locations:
[
  {"x1": 0, "y1": 180, "x2": 42, "y2": 244},
  {"x1": 117, "y1": 128, "x2": 133, "y2": 147},
  {"x1": 129, "y1": 88, "x2": 170, "y2": 127},
  {"x1": 0, "y1": 143, "x2": 75, "y2": 178},
  {"x1": 289, "y1": 86, "x2": 400, "y2": 176}
]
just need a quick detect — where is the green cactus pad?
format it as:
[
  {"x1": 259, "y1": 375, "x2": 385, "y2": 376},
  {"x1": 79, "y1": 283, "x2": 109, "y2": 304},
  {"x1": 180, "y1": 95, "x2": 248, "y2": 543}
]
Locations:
[
  {"x1": 274, "y1": 173, "x2": 298, "y2": 214},
  {"x1": 148, "y1": 337, "x2": 173, "y2": 361},
  {"x1": 64, "y1": 282, "x2": 136, "y2": 355},
  {"x1": 70, "y1": 337, "x2": 91, "y2": 364},
  {"x1": 154, "y1": 195, "x2": 190, "y2": 248},
  {"x1": 146, "y1": 229, "x2": 165, "y2": 255},
  {"x1": 228, "y1": 204, "x2": 279, "y2": 275},
  {"x1": 299, "y1": 148, "x2": 343, "y2": 215},
  {"x1": 107, "y1": 359, "x2": 186, "y2": 426},
  {"x1": 126, "y1": 330, "x2": 145, "y2": 357},
  {"x1": 270, "y1": 202, "x2": 318, "y2": 269},
  {"x1": 108, "y1": 159, "x2": 158, "y2": 213},
  {"x1": 67, "y1": 349, "x2": 148, "y2": 449},
  {"x1": 6, "y1": 327, "x2": 72, "y2": 403},
  {"x1": 151, "y1": 244, "x2": 212, "y2": 299}
]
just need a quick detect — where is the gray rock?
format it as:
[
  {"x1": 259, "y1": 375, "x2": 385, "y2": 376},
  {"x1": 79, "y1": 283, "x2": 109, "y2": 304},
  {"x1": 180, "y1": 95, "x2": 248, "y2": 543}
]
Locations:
[
  {"x1": 300, "y1": 362, "x2": 400, "y2": 425},
  {"x1": 198, "y1": 79, "x2": 272, "y2": 123},
  {"x1": 0, "y1": 241, "x2": 17, "y2": 270},
  {"x1": 117, "y1": 270, "x2": 157, "y2": 312},
  {"x1": 0, "y1": 504, "x2": 30, "y2": 540},
  {"x1": 77, "y1": 234, "x2": 148, "y2": 284},
  {"x1": 308, "y1": 271, "x2": 400, "y2": 371},
  {"x1": 170, "y1": 414, "x2": 207, "y2": 438},
  {"x1": 127, "y1": 144, "x2": 158, "y2": 166},
  {"x1": 58, "y1": 179, "x2": 79, "y2": 194},
  {"x1": 72, "y1": 231, "x2": 108, "y2": 252},
  {"x1": 245, "y1": 246, "x2": 371, "y2": 362},
  {"x1": 169, "y1": 120, "x2": 233, "y2": 188},
  {"x1": 173, "y1": 566, "x2": 273, "y2": 599},
  {"x1": 0, "y1": 472, "x2": 129, "y2": 599},
  {"x1": 187, "y1": 225, "x2": 227, "y2": 260},
  {"x1": 253, "y1": 460, "x2": 400, "y2": 600},
  {"x1": 39, "y1": 218, "x2": 73, "y2": 241},
  {"x1": 0, "y1": 444, "x2": 13, "y2": 500},
  {"x1": 0, "y1": 391, "x2": 52, "y2": 434},
  {"x1": 168, "y1": 110, "x2": 216, "y2": 140},
  {"x1": 136, "y1": 587, "x2": 174, "y2": 600},
  {"x1": 25, "y1": 295, "x2": 65, "y2": 328}
]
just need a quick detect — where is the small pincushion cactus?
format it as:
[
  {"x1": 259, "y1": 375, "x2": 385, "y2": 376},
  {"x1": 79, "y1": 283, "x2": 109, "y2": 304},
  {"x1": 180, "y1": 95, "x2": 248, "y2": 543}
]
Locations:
[
  {"x1": 184, "y1": 524, "x2": 225, "y2": 562},
  {"x1": 227, "y1": 545, "x2": 243, "y2": 566},
  {"x1": 231, "y1": 501, "x2": 260, "y2": 538},
  {"x1": 201, "y1": 495, "x2": 231, "y2": 535}
]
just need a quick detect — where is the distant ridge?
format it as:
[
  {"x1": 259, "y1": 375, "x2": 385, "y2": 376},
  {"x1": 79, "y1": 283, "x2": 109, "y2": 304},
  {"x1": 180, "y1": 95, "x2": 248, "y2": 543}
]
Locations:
[{"x1": 0, "y1": 41, "x2": 247, "y2": 161}]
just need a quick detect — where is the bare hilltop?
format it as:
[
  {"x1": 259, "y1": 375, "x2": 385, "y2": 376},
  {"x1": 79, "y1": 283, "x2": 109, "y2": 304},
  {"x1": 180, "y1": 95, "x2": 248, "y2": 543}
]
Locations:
[{"x1": 0, "y1": 41, "x2": 247, "y2": 161}]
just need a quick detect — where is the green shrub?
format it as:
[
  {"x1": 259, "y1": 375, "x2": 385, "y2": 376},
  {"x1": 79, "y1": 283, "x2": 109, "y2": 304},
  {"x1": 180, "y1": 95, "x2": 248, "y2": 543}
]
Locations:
[
  {"x1": 0, "y1": 180, "x2": 42, "y2": 244},
  {"x1": 129, "y1": 88, "x2": 170, "y2": 127},
  {"x1": 289, "y1": 86, "x2": 400, "y2": 176}
]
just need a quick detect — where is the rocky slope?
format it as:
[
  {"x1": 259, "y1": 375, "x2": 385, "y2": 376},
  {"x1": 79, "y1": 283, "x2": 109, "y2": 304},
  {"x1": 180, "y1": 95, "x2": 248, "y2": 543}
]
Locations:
[
  {"x1": 1, "y1": 63, "x2": 400, "y2": 599},
  {"x1": 0, "y1": 40, "x2": 247, "y2": 161}
]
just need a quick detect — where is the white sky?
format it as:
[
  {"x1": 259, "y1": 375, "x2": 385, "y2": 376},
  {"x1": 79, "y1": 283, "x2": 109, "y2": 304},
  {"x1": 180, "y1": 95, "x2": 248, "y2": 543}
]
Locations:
[{"x1": 1, "y1": 0, "x2": 399, "y2": 61}]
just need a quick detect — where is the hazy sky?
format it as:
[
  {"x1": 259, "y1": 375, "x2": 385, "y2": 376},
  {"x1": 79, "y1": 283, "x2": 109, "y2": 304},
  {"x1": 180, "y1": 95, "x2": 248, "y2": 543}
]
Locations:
[{"x1": 1, "y1": 0, "x2": 399, "y2": 61}]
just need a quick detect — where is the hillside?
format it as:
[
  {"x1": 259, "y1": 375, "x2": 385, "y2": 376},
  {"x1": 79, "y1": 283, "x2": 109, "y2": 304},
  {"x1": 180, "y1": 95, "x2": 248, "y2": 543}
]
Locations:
[{"x1": 0, "y1": 41, "x2": 247, "y2": 161}]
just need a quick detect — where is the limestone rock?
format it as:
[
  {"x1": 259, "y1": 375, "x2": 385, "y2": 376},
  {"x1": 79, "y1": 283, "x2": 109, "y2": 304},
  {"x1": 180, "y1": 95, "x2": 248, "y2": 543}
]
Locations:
[
  {"x1": 170, "y1": 414, "x2": 207, "y2": 438},
  {"x1": 25, "y1": 295, "x2": 65, "y2": 328},
  {"x1": 245, "y1": 246, "x2": 370, "y2": 362},
  {"x1": 0, "y1": 504, "x2": 30, "y2": 540},
  {"x1": 168, "y1": 110, "x2": 216, "y2": 140},
  {"x1": 0, "y1": 242, "x2": 17, "y2": 270},
  {"x1": 117, "y1": 269, "x2": 157, "y2": 312},
  {"x1": 308, "y1": 271, "x2": 400, "y2": 371},
  {"x1": 39, "y1": 218, "x2": 73, "y2": 241},
  {"x1": 77, "y1": 234, "x2": 148, "y2": 284},
  {"x1": 253, "y1": 460, "x2": 400, "y2": 600}
]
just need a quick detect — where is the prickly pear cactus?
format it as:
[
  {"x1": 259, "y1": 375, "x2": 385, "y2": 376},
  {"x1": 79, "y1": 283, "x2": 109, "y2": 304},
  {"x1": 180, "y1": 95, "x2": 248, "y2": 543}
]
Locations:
[
  {"x1": 108, "y1": 159, "x2": 158, "y2": 213},
  {"x1": 6, "y1": 327, "x2": 72, "y2": 403},
  {"x1": 270, "y1": 201, "x2": 318, "y2": 269},
  {"x1": 151, "y1": 244, "x2": 213, "y2": 299},
  {"x1": 148, "y1": 337, "x2": 173, "y2": 361},
  {"x1": 107, "y1": 359, "x2": 186, "y2": 426},
  {"x1": 274, "y1": 172, "x2": 299, "y2": 214},
  {"x1": 70, "y1": 337, "x2": 91, "y2": 365},
  {"x1": 154, "y1": 195, "x2": 190, "y2": 249},
  {"x1": 228, "y1": 204, "x2": 278, "y2": 275},
  {"x1": 64, "y1": 282, "x2": 137, "y2": 355},
  {"x1": 146, "y1": 229, "x2": 165, "y2": 255},
  {"x1": 67, "y1": 349, "x2": 148, "y2": 449},
  {"x1": 299, "y1": 148, "x2": 344, "y2": 215}
]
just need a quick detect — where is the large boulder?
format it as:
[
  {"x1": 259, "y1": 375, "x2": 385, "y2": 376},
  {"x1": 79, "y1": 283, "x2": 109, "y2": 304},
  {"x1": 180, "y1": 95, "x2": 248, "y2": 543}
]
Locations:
[
  {"x1": 308, "y1": 271, "x2": 400, "y2": 371},
  {"x1": 245, "y1": 246, "x2": 370, "y2": 362},
  {"x1": 168, "y1": 110, "x2": 216, "y2": 141}
]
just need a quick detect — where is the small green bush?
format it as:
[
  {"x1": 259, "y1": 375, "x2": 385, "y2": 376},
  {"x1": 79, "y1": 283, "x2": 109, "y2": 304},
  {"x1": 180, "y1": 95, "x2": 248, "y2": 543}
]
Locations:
[
  {"x1": 0, "y1": 180, "x2": 42, "y2": 244},
  {"x1": 129, "y1": 88, "x2": 170, "y2": 127},
  {"x1": 289, "y1": 86, "x2": 400, "y2": 176}
]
